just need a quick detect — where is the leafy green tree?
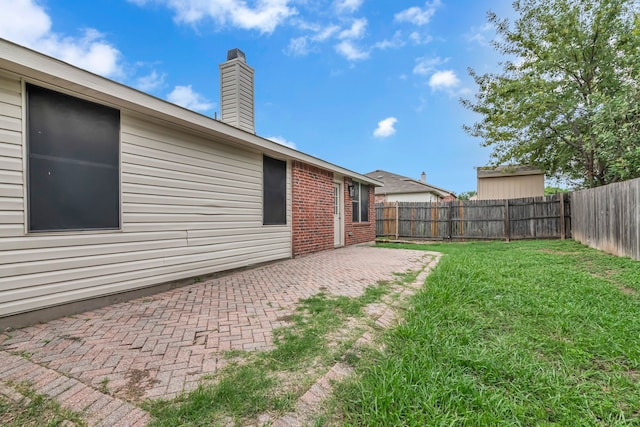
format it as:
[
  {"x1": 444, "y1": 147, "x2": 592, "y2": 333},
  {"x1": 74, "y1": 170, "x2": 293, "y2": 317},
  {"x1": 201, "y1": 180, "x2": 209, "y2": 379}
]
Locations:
[
  {"x1": 457, "y1": 191, "x2": 477, "y2": 200},
  {"x1": 544, "y1": 186, "x2": 569, "y2": 195},
  {"x1": 462, "y1": 0, "x2": 640, "y2": 188}
]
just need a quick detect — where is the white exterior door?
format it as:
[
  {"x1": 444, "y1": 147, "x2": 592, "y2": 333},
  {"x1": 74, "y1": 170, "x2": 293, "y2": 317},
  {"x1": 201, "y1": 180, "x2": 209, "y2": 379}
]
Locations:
[{"x1": 333, "y1": 183, "x2": 343, "y2": 247}]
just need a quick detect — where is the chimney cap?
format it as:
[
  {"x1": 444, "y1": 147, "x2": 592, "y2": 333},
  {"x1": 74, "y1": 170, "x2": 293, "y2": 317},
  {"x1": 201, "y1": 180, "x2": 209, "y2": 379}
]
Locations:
[{"x1": 227, "y1": 48, "x2": 246, "y2": 62}]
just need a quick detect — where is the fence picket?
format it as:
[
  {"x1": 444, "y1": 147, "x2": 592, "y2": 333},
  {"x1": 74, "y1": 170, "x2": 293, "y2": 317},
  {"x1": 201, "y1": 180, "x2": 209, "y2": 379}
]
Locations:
[
  {"x1": 375, "y1": 194, "x2": 571, "y2": 241},
  {"x1": 571, "y1": 178, "x2": 640, "y2": 260}
]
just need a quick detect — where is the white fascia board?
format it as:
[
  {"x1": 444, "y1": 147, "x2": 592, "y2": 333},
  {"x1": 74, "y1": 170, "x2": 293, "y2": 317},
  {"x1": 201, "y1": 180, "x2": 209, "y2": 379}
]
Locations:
[{"x1": 0, "y1": 38, "x2": 381, "y2": 187}]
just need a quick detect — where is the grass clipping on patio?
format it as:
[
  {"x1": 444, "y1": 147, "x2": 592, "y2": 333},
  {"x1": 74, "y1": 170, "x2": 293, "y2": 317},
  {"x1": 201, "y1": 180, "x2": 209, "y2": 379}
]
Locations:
[{"x1": 337, "y1": 240, "x2": 640, "y2": 426}]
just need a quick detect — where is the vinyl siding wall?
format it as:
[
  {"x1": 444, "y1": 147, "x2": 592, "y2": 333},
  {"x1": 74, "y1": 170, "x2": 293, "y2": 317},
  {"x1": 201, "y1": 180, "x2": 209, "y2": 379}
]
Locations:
[
  {"x1": 385, "y1": 192, "x2": 440, "y2": 203},
  {"x1": 0, "y1": 72, "x2": 23, "y2": 238},
  {"x1": 477, "y1": 174, "x2": 544, "y2": 200},
  {"x1": 0, "y1": 72, "x2": 292, "y2": 319}
]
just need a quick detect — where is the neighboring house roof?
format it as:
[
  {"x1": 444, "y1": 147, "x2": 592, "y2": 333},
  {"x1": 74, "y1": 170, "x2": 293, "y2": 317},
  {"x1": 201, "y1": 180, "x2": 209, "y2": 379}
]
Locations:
[
  {"x1": 477, "y1": 165, "x2": 544, "y2": 178},
  {"x1": 364, "y1": 169, "x2": 456, "y2": 198},
  {"x1": 0, "y1": 38, "x2": 381, "y2": 187}
]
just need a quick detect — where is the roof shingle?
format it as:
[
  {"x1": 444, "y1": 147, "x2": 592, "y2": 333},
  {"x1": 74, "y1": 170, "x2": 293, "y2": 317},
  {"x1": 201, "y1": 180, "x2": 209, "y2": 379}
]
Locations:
[{"x1": 364, "y1": 170, "x2": 455, "y2": 198}]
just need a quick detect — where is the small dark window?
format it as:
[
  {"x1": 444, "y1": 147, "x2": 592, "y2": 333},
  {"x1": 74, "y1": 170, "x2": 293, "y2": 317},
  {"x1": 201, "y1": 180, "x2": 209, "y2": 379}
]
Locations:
[
  {"x1": 263, "y1": 155, "x2": 286, "y2": 225},
  {"x1": 352, "y1": 182, "x2": 369, "y2": 223},
  {"x1": 27, "y1": 84, "x2": 120, "y2": 231}
]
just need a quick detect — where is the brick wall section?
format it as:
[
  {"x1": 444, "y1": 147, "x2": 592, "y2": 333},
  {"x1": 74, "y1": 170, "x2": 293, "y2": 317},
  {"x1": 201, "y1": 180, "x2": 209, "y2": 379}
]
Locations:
[
  {"x1": 292, "y1": 161, "x2": 335, "y2": 257},
  {"x1": 345, "y1": 178, "x2": 376, "y2": 246}
]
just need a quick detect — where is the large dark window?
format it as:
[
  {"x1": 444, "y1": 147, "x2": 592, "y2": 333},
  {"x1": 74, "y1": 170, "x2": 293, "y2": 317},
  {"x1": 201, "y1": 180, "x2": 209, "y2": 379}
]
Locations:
[
  {"x1": 27, "y1": 84, "x2": 120, "y2": 232},
  {"x1": 352, "y1": 182, "x2": 369, "y2": 223},
  {"x1": 263, "y1": 155, "x2": 286, "y2": 225}
]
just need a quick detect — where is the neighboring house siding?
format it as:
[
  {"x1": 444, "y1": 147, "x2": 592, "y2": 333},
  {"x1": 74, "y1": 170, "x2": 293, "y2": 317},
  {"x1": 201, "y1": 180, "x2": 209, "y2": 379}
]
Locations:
[
  {"x1": 385, "y1": 192, "x2": 440, "y2": 203},
  {"x1": 0, "y1": 72, "x2": 292, "y2": 319},
  {"x1": 477, "y1": 174, "x2": 544, "y2": 200},
  {"x1": 292, "y1": 161, "x2": 334, "y2": 257},
  {"x1": 345, "y1": 179, "x2": 375, "y2": 245}
]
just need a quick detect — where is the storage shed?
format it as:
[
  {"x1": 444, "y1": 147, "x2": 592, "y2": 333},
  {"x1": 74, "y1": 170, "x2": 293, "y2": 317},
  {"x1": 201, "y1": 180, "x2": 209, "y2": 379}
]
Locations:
[
  {"x1": 476, "y1": 165, "x2": 544, "y2": 200},
  {"x1": 0, "y1": 40, "x2": 379, "y2": 328}
]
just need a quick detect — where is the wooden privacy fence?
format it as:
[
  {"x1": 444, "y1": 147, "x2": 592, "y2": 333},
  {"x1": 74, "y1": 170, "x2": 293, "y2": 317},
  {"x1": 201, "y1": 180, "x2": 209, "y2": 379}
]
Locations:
[
  {"x1": 376, "y1": 193, "x2": 571, "y2": 241},
  {"x1": 572, "y1": 178, "x2": 640, "y2": 261}
]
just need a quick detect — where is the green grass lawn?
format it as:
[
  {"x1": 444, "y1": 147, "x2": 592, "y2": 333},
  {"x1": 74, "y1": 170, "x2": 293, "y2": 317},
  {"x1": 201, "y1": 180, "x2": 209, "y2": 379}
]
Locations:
[{"x1": 337, "y1": 240, "x2": 640, "y2": 426}]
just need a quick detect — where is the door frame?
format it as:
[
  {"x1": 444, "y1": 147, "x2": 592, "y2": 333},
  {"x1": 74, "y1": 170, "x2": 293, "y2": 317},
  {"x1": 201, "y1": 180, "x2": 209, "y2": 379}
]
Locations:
[{"x1": 333, "y1": 180, "x2": 344, "y2": 247}]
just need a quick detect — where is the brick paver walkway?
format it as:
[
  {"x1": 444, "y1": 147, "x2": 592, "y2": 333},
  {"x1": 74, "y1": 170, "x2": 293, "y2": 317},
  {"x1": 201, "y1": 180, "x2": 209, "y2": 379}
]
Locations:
[{"x1": 0, "y1": 245, "x2": 436, "y2": 426}]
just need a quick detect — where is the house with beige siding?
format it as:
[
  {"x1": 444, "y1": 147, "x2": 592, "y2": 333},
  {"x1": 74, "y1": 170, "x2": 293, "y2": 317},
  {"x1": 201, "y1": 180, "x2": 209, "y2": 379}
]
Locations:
[
  {"x1": 476, "y1": 165, "x2": 544, "y2": 200},
  {"x1": 365, "y1": 169, "x2": 456, "y2": 203},
  {"x1": 0, "y1": 39, "x2": 379, "y2": 328}
]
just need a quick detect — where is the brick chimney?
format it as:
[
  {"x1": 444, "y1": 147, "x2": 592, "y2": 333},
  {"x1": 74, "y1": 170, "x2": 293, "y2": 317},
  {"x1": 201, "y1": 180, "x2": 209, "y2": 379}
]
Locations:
[
  {"x1": 420, "y1": 171, "x2": 426, "y2": 183},
  {"x1": 219, "y1": 48, "x2": 255, "y2": 133}
]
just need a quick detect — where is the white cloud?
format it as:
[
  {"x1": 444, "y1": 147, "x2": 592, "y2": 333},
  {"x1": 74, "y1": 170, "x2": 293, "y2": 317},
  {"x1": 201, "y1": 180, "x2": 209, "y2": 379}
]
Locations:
[
  {"x1": 413, "y1": 56, "x2": 447, "y2": 75},
  {"x1": 338, "y1": 18, "x2": 367, "y2": 40},
  {"x1": 395, "y1": 0, "x2": 441, "y2": 26},
  {"x1": 415, "y1": 96, "x2": 427, "y2": 112},
  {"x1": 167, "y1": 85, "x2": 215, "y2": 112},
  {"x1": 132, "y1": 0, "x2": 297, "y2": 34},
  {"x1": 0, "y1": 0, "x2": 51, "y2": 46},
  {"x1": 372, "y1": 31, "x2": 405, "y2": 50},
  {"x1": 285, "y1": 36, "x2": 310, "y2": 56},
  {"x1": 267, "y1": 136, "x2": 297, "y2": 149},
  {"x1": 465, "y1": 22, "x2": 495, "y2": 46},
  {"x1": 0, "y1": 0, "x2": 123, "y2": 78},
  {"x1": 335, "y1": 40, "x2": 369, "y2": 61},
  {"x1": 285, "y1": 23, "x2": 340, "y2": 56},
  {"x1": 373, "y1": 117, "x2": 398, "y2": 138},
  {"x1": 135, "y1": 70, "x2": 166, "y2": 92},
  {"x1": 409, "y1": 31, "x2": 433, "y2": 45},
  {"x1": 334, "y1": 0, "x2": 363, "y2": 13},
  {"x1": 428, "y1": 70, "x2": 460, "y2": 90},
  {"x1": 313, "y1": 25, "x2": 340, "y2": 41},
  {"x1": 38, "y1": 30, "x2": 122, "y2": 78}
]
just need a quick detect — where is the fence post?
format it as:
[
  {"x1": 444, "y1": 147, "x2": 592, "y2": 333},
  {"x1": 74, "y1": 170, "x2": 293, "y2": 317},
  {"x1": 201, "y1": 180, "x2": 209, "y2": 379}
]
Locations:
[
  {"x1": 395, "y1": 202, "x2": 399, "y2": 240},
  {"x1": 504, "y1": 199, "x2": 510, "y2": 242},
  {"x1": 448, "y1": 201, "x2": 453, "y2": 241},
  {"x1": 559, "y1": 192, "x2": 566, "y2": 240}
]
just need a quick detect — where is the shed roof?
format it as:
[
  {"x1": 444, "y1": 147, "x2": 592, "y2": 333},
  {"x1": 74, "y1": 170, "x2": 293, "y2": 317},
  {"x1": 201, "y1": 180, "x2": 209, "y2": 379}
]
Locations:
[
  {"x1": 477, "y1": 165, "x2": 544, "y2": 179},
  {"x1": 364, "y1": 169, "x2": 455, "y2": 198},
  {"x1": 0, "y1": 38, "x2": 381, "y2": 187}
]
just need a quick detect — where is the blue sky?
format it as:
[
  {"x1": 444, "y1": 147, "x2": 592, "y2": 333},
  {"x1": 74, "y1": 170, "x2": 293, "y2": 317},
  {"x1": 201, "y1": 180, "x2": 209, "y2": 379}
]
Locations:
[{"x1": 1, "y1": 0, "x2": 517, "y2": 194}]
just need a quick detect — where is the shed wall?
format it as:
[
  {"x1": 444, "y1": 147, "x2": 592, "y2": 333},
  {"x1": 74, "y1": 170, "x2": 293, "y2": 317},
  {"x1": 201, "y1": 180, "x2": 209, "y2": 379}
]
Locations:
[
  {"x1": 0, "y1": 72, "x2": 291, "y2": 320},
  {"x1": 477, "y1": 174, "x2": 544, "y2": 200}
]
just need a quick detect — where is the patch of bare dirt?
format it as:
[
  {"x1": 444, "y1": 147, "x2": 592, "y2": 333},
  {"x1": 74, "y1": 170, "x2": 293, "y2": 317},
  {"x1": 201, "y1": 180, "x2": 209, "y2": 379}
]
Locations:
[
  {"x1": 538, "y1": 249, "x2": 580, "y2": 255},
  {"x1": 625, "y1": 369, "x2": 640, "y2": 381},
  {"x1": 619, "y1": 286, "x2": 637, "y2": 295},
  {"x1": 119, "y1": 369, "x2": 159, "y2": 403}
]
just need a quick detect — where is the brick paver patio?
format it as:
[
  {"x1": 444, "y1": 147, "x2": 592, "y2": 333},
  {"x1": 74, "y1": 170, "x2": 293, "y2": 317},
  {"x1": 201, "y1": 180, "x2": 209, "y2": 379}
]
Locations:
[{"x1": 0, "y1": 245, "x2": 438, "y2": 426}]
